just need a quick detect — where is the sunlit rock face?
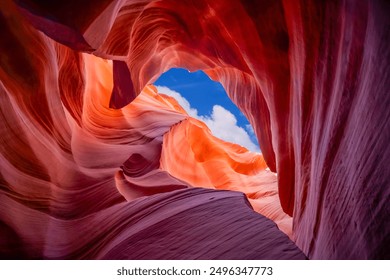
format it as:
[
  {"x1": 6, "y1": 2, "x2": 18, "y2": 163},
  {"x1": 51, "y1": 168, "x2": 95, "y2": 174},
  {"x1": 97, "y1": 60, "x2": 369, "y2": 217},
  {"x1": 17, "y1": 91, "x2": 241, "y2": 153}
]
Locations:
[
  {"x1": 0, "y1": 0, "x2": 389, "y2": 259},
  {"x1": 160, "y1": 118, "x2": 292, "y2": 236}
]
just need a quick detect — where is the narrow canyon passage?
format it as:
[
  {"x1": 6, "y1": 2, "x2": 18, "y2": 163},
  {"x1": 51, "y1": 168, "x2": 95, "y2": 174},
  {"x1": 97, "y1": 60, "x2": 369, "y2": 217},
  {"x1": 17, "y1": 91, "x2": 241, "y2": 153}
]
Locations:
[{"x1": 0, "y1": 0, "x2": 389, "y2": 259}]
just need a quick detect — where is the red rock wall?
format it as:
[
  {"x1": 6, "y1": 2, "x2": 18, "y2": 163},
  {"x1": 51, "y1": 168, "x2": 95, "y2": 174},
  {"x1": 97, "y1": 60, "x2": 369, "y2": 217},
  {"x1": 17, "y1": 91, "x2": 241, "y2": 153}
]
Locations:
[{"x1": 0, "y1": 0, "x2": 389, "y2": 259}]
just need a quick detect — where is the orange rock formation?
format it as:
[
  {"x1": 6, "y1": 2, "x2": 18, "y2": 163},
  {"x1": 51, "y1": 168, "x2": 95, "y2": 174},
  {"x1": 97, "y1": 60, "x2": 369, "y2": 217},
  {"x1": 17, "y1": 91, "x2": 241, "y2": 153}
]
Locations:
[{"x1": 0, "y1": 0, "x2": 389, "y2": 259}]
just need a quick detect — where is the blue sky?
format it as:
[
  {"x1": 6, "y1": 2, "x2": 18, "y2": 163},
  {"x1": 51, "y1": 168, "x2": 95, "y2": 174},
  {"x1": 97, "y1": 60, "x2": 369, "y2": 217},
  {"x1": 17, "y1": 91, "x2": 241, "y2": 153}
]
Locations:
[{"x1": 154, "y1": 68, "x2": 260, "y2": 152}]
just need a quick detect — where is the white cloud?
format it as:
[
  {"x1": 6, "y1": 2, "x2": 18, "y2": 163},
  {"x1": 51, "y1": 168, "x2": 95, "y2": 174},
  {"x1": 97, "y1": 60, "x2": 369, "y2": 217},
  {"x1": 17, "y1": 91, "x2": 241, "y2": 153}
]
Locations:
[
  {"x1": 156, "y1": 85, "x2": 260, "y2": 152},
  {"x1": 155, "y1": 86, "x2": 198, "y2": 118},
  {"x1": 245, "y1": 124, "x2": 255, "y2": 135}
]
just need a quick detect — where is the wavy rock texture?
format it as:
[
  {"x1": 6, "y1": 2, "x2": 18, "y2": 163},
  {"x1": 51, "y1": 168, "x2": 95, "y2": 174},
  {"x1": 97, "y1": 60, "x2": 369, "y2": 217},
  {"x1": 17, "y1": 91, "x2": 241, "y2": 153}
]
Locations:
[
  {"x1": 0, "y1": 0, "x2": 389, "y2": 259},
  {"x1": 100, "y1": 188, "x2": 305, "y2": 260},
  {"x1": 160, "y1": 118, "x2": 292, "y2": 236}
]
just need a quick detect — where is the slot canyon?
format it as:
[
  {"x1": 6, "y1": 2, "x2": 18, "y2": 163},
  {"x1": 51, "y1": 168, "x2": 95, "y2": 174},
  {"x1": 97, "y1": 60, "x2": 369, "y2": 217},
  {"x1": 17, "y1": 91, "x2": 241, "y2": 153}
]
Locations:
[{"x1": 0, "y1": 0, "x2": 389, "y2": 259}]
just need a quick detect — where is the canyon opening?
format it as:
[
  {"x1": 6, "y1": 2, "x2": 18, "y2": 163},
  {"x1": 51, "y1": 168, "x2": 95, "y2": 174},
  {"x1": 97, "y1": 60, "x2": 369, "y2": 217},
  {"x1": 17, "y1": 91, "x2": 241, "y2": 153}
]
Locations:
[{"x1": 0, "y1": 0, "x2": 388, "y2": 261}]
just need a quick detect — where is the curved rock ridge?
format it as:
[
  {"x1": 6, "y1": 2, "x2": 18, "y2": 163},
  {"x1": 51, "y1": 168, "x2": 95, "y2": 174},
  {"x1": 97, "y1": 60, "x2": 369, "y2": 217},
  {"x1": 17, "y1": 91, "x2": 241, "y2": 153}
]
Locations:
[
  {"x1": 1, "y1": 0, "x2": 389, "y2": 259},
  {"x1": 160, "y1": 118, "x2": 292, "y2": 236},
  {"x1": 100, "y1": 188, "x2": 305, "y2": 260},
  {"x1": 1, "y1": 187, "x2": 306, "y2": 259}
]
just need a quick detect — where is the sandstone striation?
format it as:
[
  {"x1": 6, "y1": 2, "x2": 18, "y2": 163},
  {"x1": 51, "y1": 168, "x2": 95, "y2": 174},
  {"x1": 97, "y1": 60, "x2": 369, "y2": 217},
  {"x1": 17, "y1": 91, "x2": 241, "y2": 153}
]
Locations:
[{"x1": 0, "y1": 0, "x2": 389, "y2": 259}]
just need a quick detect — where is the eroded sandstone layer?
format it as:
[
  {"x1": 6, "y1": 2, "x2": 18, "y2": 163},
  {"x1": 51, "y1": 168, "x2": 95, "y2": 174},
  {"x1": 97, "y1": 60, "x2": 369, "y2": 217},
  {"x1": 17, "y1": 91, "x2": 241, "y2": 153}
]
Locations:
[{"x1": 0, "y1": 0, "x2": 389, "y2": 259}]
